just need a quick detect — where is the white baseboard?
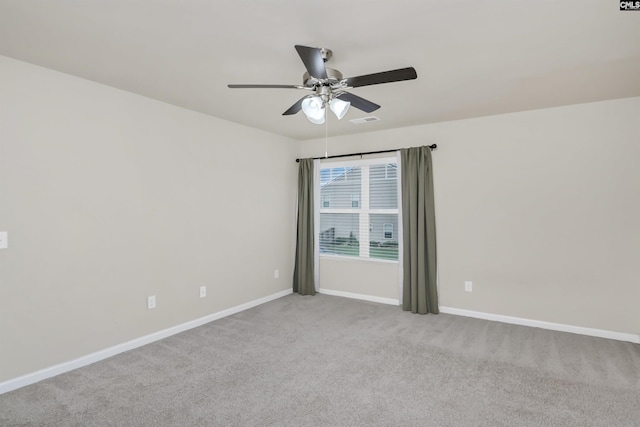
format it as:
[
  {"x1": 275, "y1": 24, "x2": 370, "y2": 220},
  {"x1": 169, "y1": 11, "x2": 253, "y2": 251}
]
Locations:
[
  {"x1": 319, "y1": 288, "x2": 400, "y2": 306},
  {"x1": 317, "y1": 290, "x2": 639, "y2": 344},
  {"x1": 0, "y1": 289, "x2": 293, "y2": 395},
  {"x1": 439, "y1": 306, "x2": 640, "y2": 344},
  {"x1": 4, "y1": 289, "x2": 636, "y2": 395}
]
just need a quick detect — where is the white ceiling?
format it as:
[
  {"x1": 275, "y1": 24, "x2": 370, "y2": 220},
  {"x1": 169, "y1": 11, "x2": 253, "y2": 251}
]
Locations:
[{"x1": 1, "y1": 0, "x2": 639, "y2": 140}]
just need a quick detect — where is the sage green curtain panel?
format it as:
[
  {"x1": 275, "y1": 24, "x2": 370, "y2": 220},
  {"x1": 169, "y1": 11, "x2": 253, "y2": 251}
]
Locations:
[
  {"x1": 400, "y1": 146, "x2": 438, "y2": 314},
  {"x1": 293, "y1": 158, "x2": 316, "y2": 296}
]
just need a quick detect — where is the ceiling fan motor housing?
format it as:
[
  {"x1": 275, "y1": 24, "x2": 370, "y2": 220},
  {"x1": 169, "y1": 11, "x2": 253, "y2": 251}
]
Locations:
[
  {"x1": 303, "y1": 68, "x2": 344, "y2": 88},
  {"x1": 319, "y1": 48, "x2": 332, "y2": 62}
]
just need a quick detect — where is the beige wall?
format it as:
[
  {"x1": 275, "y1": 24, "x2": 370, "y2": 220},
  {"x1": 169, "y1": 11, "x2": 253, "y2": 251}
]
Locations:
[
  {"x1": 302, "y1": 97, "x2": 640, "y2": 336},
  {"x1": 319, "y1": 257, "x2": 399, "y2": 300},
  {"x1": 1, "y1": 52, "x2": 638, "y2": 384},
  {"x1": 0, "y1": 56, "x2": 298, "y2": 382}
]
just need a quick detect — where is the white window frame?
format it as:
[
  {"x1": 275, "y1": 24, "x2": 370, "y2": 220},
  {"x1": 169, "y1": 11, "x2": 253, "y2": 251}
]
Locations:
[{"x1": 319, "y1": 156, "x2": 398, "y2": 262}]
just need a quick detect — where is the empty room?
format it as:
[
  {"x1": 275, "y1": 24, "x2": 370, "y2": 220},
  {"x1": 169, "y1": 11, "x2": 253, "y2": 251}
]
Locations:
[{"x1": 1, "y1": 1, "x2": 639, "y2": 425}]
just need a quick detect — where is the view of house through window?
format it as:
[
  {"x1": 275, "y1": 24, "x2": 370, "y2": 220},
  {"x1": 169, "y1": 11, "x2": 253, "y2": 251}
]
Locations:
[{"x1": 319, "y1": 158, "x2": 399, "y2": 261}]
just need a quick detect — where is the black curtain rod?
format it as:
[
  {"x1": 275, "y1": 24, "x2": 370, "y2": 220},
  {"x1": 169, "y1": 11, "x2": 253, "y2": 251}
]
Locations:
[{"x1": 295, "y1": 144, "x2": 437, "y2": 163}]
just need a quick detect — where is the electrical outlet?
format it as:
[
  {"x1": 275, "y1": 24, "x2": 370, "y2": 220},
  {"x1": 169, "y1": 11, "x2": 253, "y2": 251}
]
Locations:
[
  {"x1": 0, "y1": 231, "x2": 7, "y2": 249},
  {"x1": 147, "y1": 295, "x2": 156, "y2": 309},
  {"x1": 199, "y1": 286, "x2": 207, "y2": 298},
  {"x1": 274, "y1": 269, "x2": 280, "y2": 279},
  {"x1": 465, "y1": 281, "x2": 473, "y2": 292}
]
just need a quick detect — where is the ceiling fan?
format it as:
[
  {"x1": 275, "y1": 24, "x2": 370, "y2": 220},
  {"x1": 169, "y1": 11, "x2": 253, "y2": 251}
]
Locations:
[{"x1": 227, "y1": 45, "x2": 417, "y2": 124}]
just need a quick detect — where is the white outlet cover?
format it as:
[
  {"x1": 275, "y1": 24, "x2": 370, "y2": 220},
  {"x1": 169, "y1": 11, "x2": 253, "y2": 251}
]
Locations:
[
  {"x1": 465, "y1": 281, "x2": 473, "y2": 292},
  {"x1": 0, "y1": 231, "x2": 7, "y2": 249},
  {"x1": 199, "y1": 286, "x2": 207, "y2": 298},
  {"x1": 147, "y1": 296, "x2": 156, "y2": 309}
]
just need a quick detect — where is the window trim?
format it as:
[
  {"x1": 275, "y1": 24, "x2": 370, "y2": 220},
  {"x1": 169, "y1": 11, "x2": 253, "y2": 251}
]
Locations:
[{"x1": 319, "y1": 157, "x2": 396, "y2": 169}]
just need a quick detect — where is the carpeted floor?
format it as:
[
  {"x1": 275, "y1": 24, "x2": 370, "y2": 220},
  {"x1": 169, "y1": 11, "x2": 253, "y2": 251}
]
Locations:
[{"x1": 1, "y1": 293, "x2": 639, "y2": 426}]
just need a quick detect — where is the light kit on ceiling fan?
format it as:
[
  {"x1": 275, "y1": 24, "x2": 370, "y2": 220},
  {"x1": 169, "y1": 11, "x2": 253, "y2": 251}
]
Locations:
[
  {"x1": 300, "y1": 96, "x2": 351, "y2": 124},
  {"x1": 329, "y1": 98, "x2": 350, "y2": 120},
  {"x1": 301, "y1": 96, "x2": 326, "y2": 124},
  {"x1": 227, "y1": 45, "x2": 417, "y2": 125}
]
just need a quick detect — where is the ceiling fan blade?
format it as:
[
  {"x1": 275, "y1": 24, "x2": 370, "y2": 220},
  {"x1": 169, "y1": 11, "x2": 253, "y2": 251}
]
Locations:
[
  {"x1": 295, "y1": 45, "x2": 327, "y2": 79},
  {"x1": 228, "y1": 84, "x2": 302, "y2": 89},
  {"x1": 282, "y1": 96, "x2": 308, "y2": 115},
  {"x1": 336, "y1": 92, "x2": 380, "y2": 113},
  {"x1": 343, "y1": 67, "x2": 417, "y2": 88}
]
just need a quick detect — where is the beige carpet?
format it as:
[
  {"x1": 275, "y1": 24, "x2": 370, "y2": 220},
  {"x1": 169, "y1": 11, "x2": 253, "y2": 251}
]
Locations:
[{"x1": 1, "y1": 293, "x2": 639, "y2": 426}]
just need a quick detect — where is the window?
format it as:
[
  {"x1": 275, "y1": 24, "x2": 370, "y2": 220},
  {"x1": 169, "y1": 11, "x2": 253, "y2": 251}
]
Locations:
[
  {"x1": 383, "y1": 223, "x2": 393, "y2": 239},
  {"x1": 371, "y1": 163, "x2": 397, "y2": 180},
  {"x1": 319, "y1": 158, "x2": 398, "y2": 261}
]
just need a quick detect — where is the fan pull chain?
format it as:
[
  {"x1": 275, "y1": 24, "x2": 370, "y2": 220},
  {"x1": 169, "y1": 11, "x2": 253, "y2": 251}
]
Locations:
[{"x1": 324, "y1": 104, "x2": 328, "y2": 158}]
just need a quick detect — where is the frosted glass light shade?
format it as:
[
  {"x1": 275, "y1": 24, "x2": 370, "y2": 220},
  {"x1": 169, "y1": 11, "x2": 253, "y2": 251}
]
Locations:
[
  {"x1": 329, "y1": 98, "x2": 350, "y2": 120},
  {"x1": 301, "y1": 96, "x2": 325, "y2": 124}
]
